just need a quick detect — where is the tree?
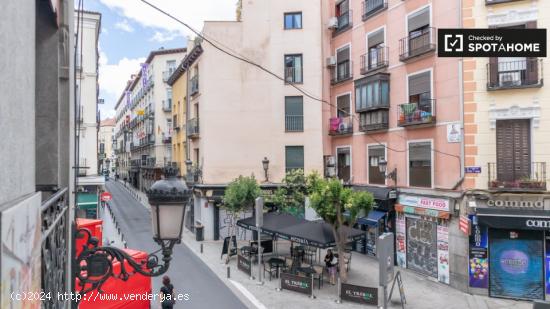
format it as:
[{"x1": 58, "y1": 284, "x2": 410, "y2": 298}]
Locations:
[
  {"x1": 270, "y1": 169, "x2": 307, "y2": 217},
  {"x1": 222, "y1": 175, "x2": 261, "y2": 264},
  {"x1": 306, "y1": 172, "x2": 374, "y2": 282}
]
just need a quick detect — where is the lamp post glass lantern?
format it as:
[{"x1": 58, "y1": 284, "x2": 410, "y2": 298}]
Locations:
[
  {"x1": 74, "y1": 166, "x2": 190, "y2": 297},
  {"x1": 262, "y1": 157, "x2": 270, "y2": 182},
  {"x1": 378, "y1": 158, "x2": 388, "y2": 174}
]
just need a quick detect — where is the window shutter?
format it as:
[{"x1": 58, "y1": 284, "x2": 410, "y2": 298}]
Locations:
[
  {"x1": 368, "y1": 29, "x2": 384, "y2": 48},
  {"x1": 408, "y1": 71, "x2": 431, "y2": 96},
  {"x1": 285, "y1": 97, "x2": 303, "y2": 116},
  {"x1": 337, "y1": 47, "x2": 350, "y2": 62},
  {"x1": 409, "y1": 142, "x2": 431, "y2": 161},
  {"x1": 408, "y1": 7, "x2": 430, "y2": 32},
  {"x1": 496, "y1": 120, "x2": 531, "y2": 182},
  {"x1": 286, "y1": 146, "x2": 304, "y2": 170},
  {"x1": 337, "y1": 95, "x2": 351, "y2": 115}
]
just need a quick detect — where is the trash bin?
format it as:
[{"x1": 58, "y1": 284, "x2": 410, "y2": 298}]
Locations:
[{"x1": 195, "y1": 224, "x2": 204, "y2": 241}]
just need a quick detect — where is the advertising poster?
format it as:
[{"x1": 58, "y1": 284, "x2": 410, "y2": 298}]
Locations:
[
  {"x1": 469, "y1": 216, "x2": 488, "y2": 288},
  {"x1": 546, "y1": 236, "x2": 550, "y2": 295},
  {"x1": 1, "y1": 193, "x2": 42, "y2": 309},
  {"x1": 437, "y1": 225, "x2": 450, "y2": 284},
  {"x1": 395, "y1": 213, "x2": 406, "y2": 268},
  {"x1": 489, "y1": 229, "x2": 544, "y2": 300}
]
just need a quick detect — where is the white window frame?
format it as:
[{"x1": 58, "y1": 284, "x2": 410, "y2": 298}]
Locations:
[
  {"x1": 366, "y1": 143, "x2": 388, "y2": 186},
  {"x1": 335, "y1": 91, "x2": 353, "y2": 118},
  {"x1": 335, "y1": 145, "x2": 353, "y2": 182},
  {"x1": 406, "y1": 139, "x2": 434, "y2": 189},
  {"x1": 405, "y1": 67, "x2": 434, "y2": 115}
]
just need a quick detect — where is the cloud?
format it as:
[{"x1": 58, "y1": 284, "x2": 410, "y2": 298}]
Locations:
[
  {"x1": 99, "y1": 0, "x2": 236, "y2": 35},
  {"x1": 99, "y1": 56, "x2": 145, "y2": 104},
  {"x1": 102, "y1": 27, "x2": 109, "y2": 35},
  {"x1": 150, "y1": 31, "x2": 180, "y2": 43},
  {"x1": 114, "y1": 19, "x2": 134, "y2": 32}
]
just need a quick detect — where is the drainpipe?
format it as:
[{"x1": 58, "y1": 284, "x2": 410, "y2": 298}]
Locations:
[
  {"x1": 452, "y1": 0, "x2": 465, "y2": 191},
  {"x1": 185, "y1": 66, "x2": 192, "y2": 181}
]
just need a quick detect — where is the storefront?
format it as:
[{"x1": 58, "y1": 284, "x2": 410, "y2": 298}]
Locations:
[
  {"x1": 395, "y1": 193, "x2": 451, "y2": 284},
  {"x1": 352, "y1": 186, "x2": 397, "y2": 257},
  {"x1": 469, "y1": 195, "x2": 550, "y2": 301}
]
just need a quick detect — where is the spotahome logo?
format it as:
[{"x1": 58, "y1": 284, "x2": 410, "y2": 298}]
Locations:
[{"x1": 438, "y1": 29, "x2": 546, "y2": 57}]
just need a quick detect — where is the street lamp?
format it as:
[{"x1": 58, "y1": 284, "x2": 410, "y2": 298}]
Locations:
[
  {"x1": 378, "y1": 158, "x2": 397, "y2": 186},
  {"x1": 74, "y1": 166, "x2": 190, "y2": 296},
  {"x1": 262, "y1": 157, "x2": 270, "y2": 182}
]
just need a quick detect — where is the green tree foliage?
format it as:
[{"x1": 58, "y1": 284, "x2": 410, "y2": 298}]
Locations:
[{"x1": 270, "y1": 169, "x2": 307, "y2": 217}]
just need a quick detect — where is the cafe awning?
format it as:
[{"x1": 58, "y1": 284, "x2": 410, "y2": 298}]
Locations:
[
  {"x1": 236, "y1": 212, "x2": 304, "y2": 236},
  {"x1": 357, "y1": 210, "x2": 386, "y2": 226}
]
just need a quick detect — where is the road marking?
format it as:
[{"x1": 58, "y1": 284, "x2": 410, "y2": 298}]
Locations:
[{"x1": 229, "y1": 280, "x2": 267, "y2": 309}]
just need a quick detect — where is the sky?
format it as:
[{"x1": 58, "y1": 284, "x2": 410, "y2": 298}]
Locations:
[{"x1": 79, "y1": 0, "x2": 237, "y2": 119}]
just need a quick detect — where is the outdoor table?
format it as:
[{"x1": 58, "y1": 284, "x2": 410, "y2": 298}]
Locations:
[
  {"x1": 296, "y1": 266, "x2": 316, "y2": 278},
  {"x1": 240, "y1": 246, "x2": 256, "y2": 257},
  {"x1": 267, "y1": 257, "x2": 285, "y2": 278}
]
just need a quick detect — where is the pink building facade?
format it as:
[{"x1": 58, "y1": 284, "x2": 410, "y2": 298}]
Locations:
[{"x1": 323, "y1": 0, "x2": 466, "y2": 290}]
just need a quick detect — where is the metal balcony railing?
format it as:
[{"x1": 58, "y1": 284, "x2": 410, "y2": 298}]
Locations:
[
  {"x1": 487, "y1": 59, "x2": 543, "y2": 90},
  {"x1": 360, "y1": 46, "x2": 389, "y2": 74},
  {"x1": 329, "y1": 116, "x2": 353, "y2": 136},
  {"x1": 362, "y1": 0, "x2": 387, "y2": 20},
  {"x1": 188, "y1": 118, "x2": 200, "y2": 138},
  {"x1": 163, "y1": 69, "x2": 175, "y2": 82},
  {"x1": 486, "y1": 0, "x2": 523, "y2": 4},
  {"x1": 335, "y1": 10, "x2": 353, "y2": 34},
  {"x1": 397, "y1": 99, "x2": 436, "y2": 127},
  {"x1": 285, "y1": 115, "x2": 304, "y2": 132},
  {"x1": 488, "y1": 162, "x2": 547, "y2": 191},
  {"x1": 162, "y1": 99, "x2": 172, "y2": 112},
  {"x1": 399, "y1": 27, "x2": 436, "y2": 61},
  {"x1": 331, "y1": 61, "x2": 353, "y2": 85},
  {"x1": 190, "y1": 75, "x2": 199, "y2": 96}
]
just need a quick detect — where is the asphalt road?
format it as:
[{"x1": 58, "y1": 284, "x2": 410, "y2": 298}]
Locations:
[{"x1": 105, "y1": 180, "x2": 247, "y2": 309}]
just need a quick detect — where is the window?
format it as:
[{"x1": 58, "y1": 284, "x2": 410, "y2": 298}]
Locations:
[
  {"x1": 99, "y1": 143, "x2": 105, "y2": 154},
  {"x1": 408, "y1": 7, "x2": 430, "y2": 36},
  {"x1": 284, "y1": 12, "x2": 302, "y2": 29},
  {"x1": 285, "y1": 146, "x2": 304, "y2": 172},
  {"x1": 408, "y1": 141, "x2": 431, "y2": 187},
  {"x1": 284, "y1": 54, "x2": 303, "y2": 83},
  {"x1": 368, "y1": 145, "x2": 385, "y2": 185},
  {"x1": 367, "y1": 29, "x2": 386, "y2": 70},
  {"x1": 337, "y1": 147, "x2": 351, "y2": 183},
  {"x1": 336, "y1": 0, "x2": 350, "y2": 30},
  {"x1": 166, "y1": 60, "x2": 176, "y2": 74},
  {"x1": 336, "y1": 94, "x2": 351, "y2": 118},
  {"x1": 285, "y1": 96, "x2": 303, "y2": 132},
  {"x1": 359, "y1": 110, "x2": 388, "y2": 131},
  {"x1": 495, "y1": 119, "x2": 531, "y2": 182},
  {"x1": 406, "y1": 71, "x2": 432, "y2": 119},
  {"x1": 335, "y1": 46, "x2": 351, "y2": 82},
  {"x1": 355, "y1": 76, "x2": 389, "y2": 111}
]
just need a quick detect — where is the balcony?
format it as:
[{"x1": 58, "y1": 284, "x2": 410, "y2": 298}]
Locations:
[
  {"x1": 359, "y1": 110, "x2": 389, "y2": 132},
  {"x1": 162, "y1": 99, "x2": 172, "y2": 112},
  {"x1": 397, "y1": 99, "x2": 436, "y2": 127},
  {"x1": 163, "y1": 69, "x2": 175, "y2": 82},
  {"x1": 333, "y1": 10, "x2": 353, "y2": 36},
  {"x1": 362, "y1": 0, "x2": 387, "y2": 20},
  {"x1": 360, "y1": 46, "x2": 389, "y2": 75},
  {"x1": 190, "y1": 75, "x2": 199, "y2": 96},
  {"x1": 360, "y1": 121, "x2": 388, "y2": 132},
  {"x1": 188, "y1": 118, "x2": 199, "y2": 138},
  {"x1": 329, "y1": 116, "x2": 353, "y2": 136},
  {"x1": 399, "y1": 27, "x2": 436, "y2": 62},
  {"x1": 487, "y1": 59, "x2": 543, "y2": 90},
  {"x1": 162, "y1": 135, "x2": 172, "y2": 144},
  {"x1": 486, "y1": 0, "x2": 523, "y2": 4},
  {"x1": 331, "y1": 62, "x2": 353, "y2": 85},
  {"x1": 285, "y1": 115, "x2": 304, "y2": 132},
  {"x1": 488, "y1": 162, "x2": 546, "y2": 192}
]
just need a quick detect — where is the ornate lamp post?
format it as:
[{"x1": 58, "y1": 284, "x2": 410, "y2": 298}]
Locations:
[
  {"x1": 378, "y1": 159, "x2": 397, "y2": 187},
  {"x1": 262, "y1": 157, "x2": 270, "y2": 182},
  {"x1": 74, "y1": 167, "x2": 190, "y2": 295}
]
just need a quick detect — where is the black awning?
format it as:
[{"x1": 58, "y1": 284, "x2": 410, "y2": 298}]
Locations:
[
  {"x1": 352, "y1": 185, "x2": 396, "y2": 200},
  {"x1": 476, "y1": 208, "x2": 550, "y2": 230},
  {"x1": 237, "y1": 212, "x2": 364, "y2": 248}
]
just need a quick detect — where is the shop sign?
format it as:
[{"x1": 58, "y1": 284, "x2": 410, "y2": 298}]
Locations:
[
  {"x1": 340, "y1": 283, "x2": 378, "y2": 305},
  {"x1": 395, "y1": 213, "x2": 407, "y2": 268},
  {"x1": 545, "y1": 236, "x2": 550, "y2": 294},
  {"x1": 459, "y1": 216, "x2": 470, "y2": 235},
  {"x1": 280, "y1": 272, "x2": 312, "y2": 296},
  {"x1": 469, "y1": 216, "x2": 488, "y2": 289},
  {"x1": 237, "y1": 254, "x2": 251, "y2": 277},
  {"x1": 396, "y1": 204, "x2": 450, "y2": 219},
  {"x1": 487, "y1": 197, "x2": 548, "y2": 210},
  {"x1": 437, "y1": 225, "x2": 450, "y2": 284},
  {"x1": 398, "y1": 194, "x2": 450, "y2": 212}
]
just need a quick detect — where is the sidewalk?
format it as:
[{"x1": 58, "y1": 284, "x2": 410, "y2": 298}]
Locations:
[
  {"x1": 180, "y1": 230, "x2": 531, "y2": 309},
  {"x1": 115, "y1": 179, "x2": 151, "y2": 210}
]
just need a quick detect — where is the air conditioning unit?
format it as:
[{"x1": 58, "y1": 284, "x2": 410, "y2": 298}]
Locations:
[
  {"x1": 328, "y1": 17, "x2": 339, "y2": 29},
  {"x1": 326, "y1": 56, "x2": 337, "y2": 67}
]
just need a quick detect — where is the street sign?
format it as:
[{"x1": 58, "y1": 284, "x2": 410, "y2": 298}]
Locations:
[
  {"x1": 465, "y1": 166, "x2": 482, "y2": 174},
  {"x1": 100, "y1": 192, "x2": 112, "y2": 202},
  {"x1": 459, "y1": 216, "x2": 471, "y2": 235},
  {"x1": 340, "y1": 283, "x2": 378, "y2": 305}
]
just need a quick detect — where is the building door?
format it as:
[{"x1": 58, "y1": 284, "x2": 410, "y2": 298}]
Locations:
[
  {"x1": 496, "y1": 119, "x2": 530, "y2": 182},
  {"x1": 406, "y1": 217, "x2": 438, "y2": 278},
  {"x1": 489, "y1": 228, "x2": 544, "y2": 300}
]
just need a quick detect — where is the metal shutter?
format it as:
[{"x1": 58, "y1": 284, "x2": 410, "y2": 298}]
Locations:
[
  {"x1": 408, "y1": 7, "x2": 429, "y2": 32},
  {"x1": 408, "y1": 71, "x2": 431, "y2": 96},
  {"x1": 496, "y1": 119, "x2": 530, "y2": 182},
  {"x1": 368, "y1": 29, "x2": 384, "y2": 48}
]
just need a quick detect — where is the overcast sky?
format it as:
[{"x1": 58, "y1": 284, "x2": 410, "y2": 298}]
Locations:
[{"x1": 80, "y1": 0, "x2": 237, "y2": 119}]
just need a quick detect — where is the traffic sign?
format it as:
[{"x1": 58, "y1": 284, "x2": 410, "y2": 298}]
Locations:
[{"x1": 100, "y1": 192, "x2": 112, "y2": 202}]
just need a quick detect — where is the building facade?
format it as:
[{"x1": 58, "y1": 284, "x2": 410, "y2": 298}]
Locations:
[
  {"x1": 462, "y1": 0, "x2": 550, "y2": 301},
  {"x1": 114, "y1": 48, "x2": 186, "y2": 191},
  {"x1": 76, "y1": 10, "x2": 101, "y2": 177},
  {"x1": 114, "y1": 81, "x2": 132, "y2": 182},
  {"x1": 99, "y1": 117, "x2": 116, "y2": 173},
  {"x1": 322, "y1": 0, "x2": 465, "y2": 289},
  {"x1": 1, "y1": 0, "x2": 75, "y2": 307}
]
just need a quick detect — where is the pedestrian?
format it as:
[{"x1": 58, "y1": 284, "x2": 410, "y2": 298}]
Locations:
[
  {"x1": 160, "y1": 275, "x2": 175, "y2": 309},
  {"x1": 324, "y1": 249, "x2": 338, "y2": 285}
]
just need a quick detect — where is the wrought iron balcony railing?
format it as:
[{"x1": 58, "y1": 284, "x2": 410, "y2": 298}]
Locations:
[
  {"x1": 285, "y1": 115, "x2": 304, "y2": 132},
  {"x1": 488, "y1": 162, "x2": 547, "y2": 191},
  {"x1": 190, "y1": 75, "x2": 199, "y2": 96},
  {"x1": 399, "y1": 27, "x2": 436, "y2": 62},
  {"x1": 333, "y1": 10, "x2": 353, "y2": 35},
  {"x1": 397, "y1": 99, "x2": 436, "y2": 127},
  {"x1": 331, "y1": 61, "x2": 353, "y2": 85},
  {"x1": 360, "y1": 46, "x2": 389, "y2": 75},
  {"x1": 329, "y1": 116, "x2": 353, "y2": 136},
  {"x1": 362, "y1": 0, "x2": 387, "y2": 20},
  {"x1": 487, "y1": 58, "x2": 543, "y2": 90},
  {"x1": 188, "y1": 118, "x2": 200, "y2": 138}
]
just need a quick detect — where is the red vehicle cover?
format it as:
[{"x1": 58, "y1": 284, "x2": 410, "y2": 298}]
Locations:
[{"x1": 77, "y1": 249, "x2": 152, "y2": 309}]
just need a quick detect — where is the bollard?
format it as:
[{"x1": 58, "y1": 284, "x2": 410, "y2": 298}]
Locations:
[
  {"x1": 200, "y1": 243, "x2": 203, "y2": 254},
  {"x1": 227, "y1": 266, "x2": 230, "y2": 279}
]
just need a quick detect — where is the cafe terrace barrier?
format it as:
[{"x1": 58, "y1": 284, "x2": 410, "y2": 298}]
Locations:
[{"x1": 278, "y1": 272, "x2": 315, "y2": 299}]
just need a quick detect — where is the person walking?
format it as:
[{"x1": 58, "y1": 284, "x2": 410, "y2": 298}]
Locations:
[
  {"x1": 324, "y1": 249, "x2": 338, "y2": 285},
  {"x1": 160, "y1": 275, "x2": 175, "y2": 309}
]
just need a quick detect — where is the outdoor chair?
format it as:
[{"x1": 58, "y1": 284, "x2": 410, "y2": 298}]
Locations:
[
  {"x1": 264, "y1": 261, "x2": 278, "y2": 281},
  {"x1": 283, "y1": 257, "x2": 293, "y2": 272},
  {"x1": 312, "y1": 265, "x2": 324, "y2": 289},
  {"x1": 343, "y1": 252, "x2": 352, "y2": 271}
]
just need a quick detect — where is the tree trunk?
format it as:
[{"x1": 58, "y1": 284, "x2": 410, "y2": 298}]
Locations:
[{"x1": 334, "y1": 200, "x2": 349, "y2": 283}]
